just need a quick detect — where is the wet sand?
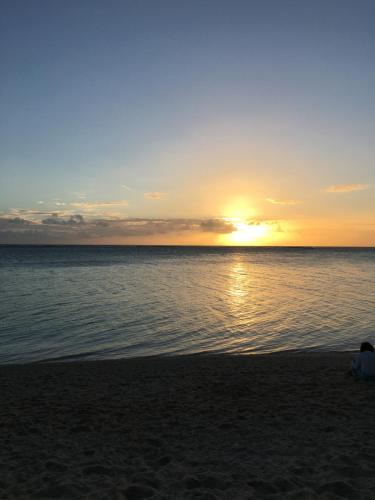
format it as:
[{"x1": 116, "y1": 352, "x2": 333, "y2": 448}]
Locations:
[{"x1": 0, "y1": 352, "x2": 374, "y2": 499}]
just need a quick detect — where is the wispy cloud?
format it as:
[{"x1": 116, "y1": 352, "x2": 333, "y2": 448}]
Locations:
[
  {"x1": 70, "y1": 200, "x2": 129, "y2": 210},
  {"x1": 73, "y1": 192, "x2": 87, "y2": 199},
  {"x1": 323, "y1": 183, "x2": 370, "y2": 193},
  {"x1": 121, "y1": 184, "x2": 131, "y2": 191},
  {"x1": 266, "y1": 198, "x2": 301, "y2": 205},
  {"x1": 37, "y1": 201, "x2": 44, "y2": 205},
  {"x1": 144, "y1": 192, "x2": 166, "y2": 200},
  {"x1": 4, "y1": 208, "x2": 64, "y2": 220}
]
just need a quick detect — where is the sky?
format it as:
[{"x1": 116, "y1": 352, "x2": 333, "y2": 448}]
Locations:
[{"x1": 0, "y1": 0, "x2": 374, "y2": 245}]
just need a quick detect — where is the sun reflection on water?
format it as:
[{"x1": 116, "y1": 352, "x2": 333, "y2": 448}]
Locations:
[
  {"x1": 227, "y1": 259, "x2": 249, "y2": 308},
  {"x1": 222, "y1": 256, "x2": 259, "y2": 352}
]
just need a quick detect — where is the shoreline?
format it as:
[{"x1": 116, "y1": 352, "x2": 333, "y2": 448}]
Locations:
[
  {"x1": 0, "y1": 348, "x2": 357, "y2": 368},
  {"x1": 1, "y1": 352, "x2": 374, "y2": 499}
]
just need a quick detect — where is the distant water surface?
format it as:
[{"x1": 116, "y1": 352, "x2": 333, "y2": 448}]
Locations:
[{"x1": 0, "y1": 246, "x2": 374, "y2": 364}]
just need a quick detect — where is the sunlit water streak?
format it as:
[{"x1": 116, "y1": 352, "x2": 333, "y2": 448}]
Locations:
[{"x1": 0, "y1": 246, "x2": 374, "y2": 364}]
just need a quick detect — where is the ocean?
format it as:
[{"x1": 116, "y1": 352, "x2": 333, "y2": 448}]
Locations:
[{"x1": 0, "y1": 245, "x2": 374, "y2": 364}]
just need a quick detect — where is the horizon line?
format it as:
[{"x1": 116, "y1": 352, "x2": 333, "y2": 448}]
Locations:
[{"x1": 1, "y1": 244, "x2": 374, "y2": 249}]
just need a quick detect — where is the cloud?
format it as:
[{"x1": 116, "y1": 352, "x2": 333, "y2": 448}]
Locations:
[
  {"x1": 237, "y1": 218, "x2": 284, "y2": 233},
  {"x1": 323, "y1": 183, "x2": 370, "y2": 193},
  {"x1": 0, "y1": 217, "x2": 32, "y2": 227},
  {"x1": 200, "y1": 219, "x2": 235, "y2": 233},
  {"x1": 266, "y1": 198, "x2": 301, "y2": 205},
  {"x1": 42, "y1": 214, "x2": 85, "y2": 225},
  {"x1": 70, "y1": 200, "x2": 129, "y2": 210},
  {"x1": 121, "y1": 184, "x2": 131, "y2": 191},
  {"x1": 73, "y1": 192, "x2": 87, "y2": 199},
  {"x1": 6, "y1": 208, "x2": 63, "y2": 220},
  {"x1": 144, "y1": 192, "x2": 166, "y2": 200},
  {"x1": 37, "y1": 201, "x2": 44, "y2": 205}
]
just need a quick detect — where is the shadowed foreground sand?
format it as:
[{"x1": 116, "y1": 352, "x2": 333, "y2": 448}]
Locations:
[{"x1": 0, "y1": 353, "x2": 374, "y2": 499}]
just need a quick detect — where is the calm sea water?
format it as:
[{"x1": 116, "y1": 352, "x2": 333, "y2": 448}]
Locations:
[{"x1": 0, "y1": 245, "x2": 374, "y2": 364}]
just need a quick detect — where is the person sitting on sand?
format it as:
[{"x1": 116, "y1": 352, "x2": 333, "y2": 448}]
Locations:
[{"x1": 351, "y1": 342, "x2": 375, "y2": 380}]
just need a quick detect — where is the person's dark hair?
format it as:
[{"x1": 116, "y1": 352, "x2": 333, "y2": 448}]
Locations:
[{"x1": 360, "y1": 342, "x2": 374, "y2": 352}]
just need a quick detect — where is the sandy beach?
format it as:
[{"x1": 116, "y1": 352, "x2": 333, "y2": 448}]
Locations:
[{"x1": 0, "y1": 352, "x2": 374, "y2": 499}]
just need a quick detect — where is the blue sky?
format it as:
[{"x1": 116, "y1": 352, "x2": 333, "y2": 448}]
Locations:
[{"x1": 1, "y1": 0, "x2": 374, "y2": 244}]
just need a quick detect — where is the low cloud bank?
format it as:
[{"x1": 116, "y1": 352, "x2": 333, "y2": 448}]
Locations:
[
  {"x1": 200, "y1": 219, "x2": 235, "y2": 233},
  {"x1": 0, "y1": 213, "x2": 231, "y2": 244},
  {"x1": 0, "y1": 212, "x2": 283, "y2": 244}
]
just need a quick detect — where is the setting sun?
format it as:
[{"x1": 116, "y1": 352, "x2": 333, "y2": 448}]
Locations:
[
  {"x1": 218, "y1": 218, "x2": 269, "y2": 245},
  {"x1": 230, "y1": 221, "x2": 268, "y2": 244}
]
